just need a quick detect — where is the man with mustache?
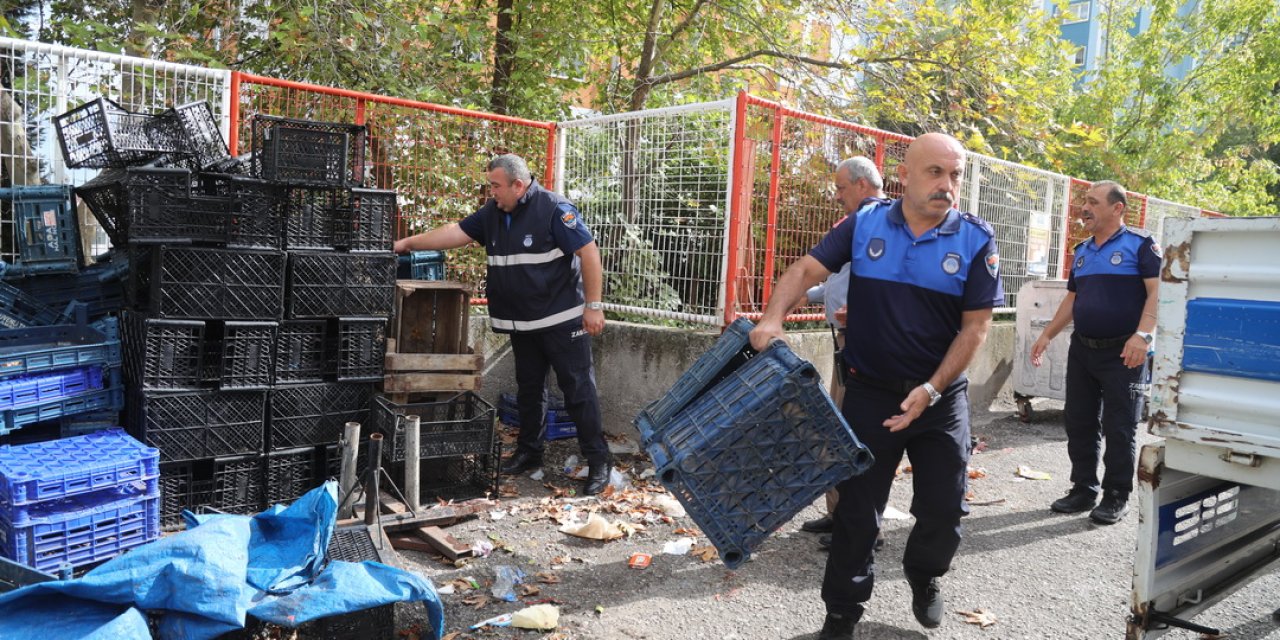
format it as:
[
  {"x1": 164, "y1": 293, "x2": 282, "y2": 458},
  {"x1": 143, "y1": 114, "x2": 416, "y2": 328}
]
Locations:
[
  {"x1": 750, "y1": 133, "x2": 1004, "y2": 638},
  {"x1": 1030, "y1": 181, "x2": 1159, "y2": 524}
]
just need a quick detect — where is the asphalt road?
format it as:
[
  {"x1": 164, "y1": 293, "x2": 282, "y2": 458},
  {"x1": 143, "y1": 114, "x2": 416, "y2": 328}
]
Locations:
[{"x1": 398, "y1": 398, "x2": 1280, "y2": 640}]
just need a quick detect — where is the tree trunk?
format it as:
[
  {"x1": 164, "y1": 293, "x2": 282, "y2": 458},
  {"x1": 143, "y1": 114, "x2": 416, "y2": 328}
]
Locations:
[{"x1": 490, "y1": 0, "x2": 517, "y2": 115}]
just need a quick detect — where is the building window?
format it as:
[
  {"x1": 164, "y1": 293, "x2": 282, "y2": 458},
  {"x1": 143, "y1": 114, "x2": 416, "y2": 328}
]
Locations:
[
  {"x1": 1072, "y1": 45, "x2": 1087, "y2": 66},
  {"x1": 1062, "y1": 1, "x2": 1090, "y2": 24}
]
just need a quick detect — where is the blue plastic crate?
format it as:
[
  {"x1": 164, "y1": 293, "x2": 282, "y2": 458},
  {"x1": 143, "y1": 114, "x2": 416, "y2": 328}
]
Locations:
[
  {"x1": 0, "y1": 366, "x2": 103, "y2": 411},
  {"x1": 0, "y1": 428, "x2": 158, "y2": 510},
  {"x1": 0, "y1": 186, "x2": 80, "y2": 278},
  {"x1": 645, "y1": 342, "x2": 873, "y2": 569},
  {"x1": 57, "y1": 411, "x2": 120, "y2": 438},
  {"x1": 396, "y1": 251, "x2": 446, "y2": 280},
  {"x1": 0, "y1": 320, "x2": 119, "y2": 381},
  {"x1": 0, "y1": 283, "x2": 63, "y2": 330},
  {"x1": 2, "y1": 384, "x2": 124, "y2": 436},
  {"x1": 0, "y1": 485, "x2": 159, "y2": 572},
  {"x1": 636, "y1": 318, "x2": 756, "y2": 445},
  {"x1": 12, "y1": 268, "x2": 125, "y2": 322},
  {"x1": 497, "y1": 393, "x2": 577, "y2": 440}
]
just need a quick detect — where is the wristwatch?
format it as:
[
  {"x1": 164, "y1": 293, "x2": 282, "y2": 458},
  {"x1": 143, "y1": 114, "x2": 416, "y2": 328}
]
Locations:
[
  {"x1": 1135, "y1": 330, "x2": 1154, "y2": 345},
  {"x1": 921, "y1": 382, "x2": 942, "y2": 407},
  {"x1": 585, "y1": 301, "x2": 604, "y2": 311}
]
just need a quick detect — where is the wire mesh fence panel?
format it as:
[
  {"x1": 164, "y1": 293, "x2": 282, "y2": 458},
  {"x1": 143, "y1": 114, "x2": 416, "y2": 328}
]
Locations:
[
  {"x1": 959, "y1": 154, "x2": 1069, "y2": 310},
  {"x1": 557, "y1": 102, "x2": 734, "y2": 325},
  {"x1": 0, "y1": 37, "x2": 230, "y2": 264},
  {"x1": 1146, "y1": 197, "x2": 1201, "y2": 243},
  {"x1": 234, "y1": 77, "x2": 554, "y2": 301}
]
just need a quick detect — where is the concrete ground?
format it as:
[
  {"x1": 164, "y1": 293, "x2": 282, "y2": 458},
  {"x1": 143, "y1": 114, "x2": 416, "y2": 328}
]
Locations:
[{"x1": 397, "y1": 397, "x2": 1280, "y2": 640}]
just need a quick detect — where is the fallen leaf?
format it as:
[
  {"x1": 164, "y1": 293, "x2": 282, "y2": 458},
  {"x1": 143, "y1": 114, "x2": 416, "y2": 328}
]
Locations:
[
  {"x1": 956, "y1": 608, "x2": 998, "y2": 628},
  {"x1": 536, "y1": 572, "x2": 562, "y2": 584},
  {"x1": 549, "y1": 556, "x2": 569, "y2": 566},
  {"x1": 498, "y1": 484, "x2": 520, "y2": 498},
  {"x1": 673, "y1": 527, "x2": 701, "y2": 536},
  {"x1": 517, "y1": 584, "x2": 541, "y2": 597},
  {"x1": 691, "y1": 545, "x2": 719, "y2": 562},
  {"x1": 448, "y1": 578, "x2": 476, "y2": 592},
  {"x1": 461, "y1": 594, "x2": 489, "y2": 609},
  {"x1": 967, "y1": 467, "x2": 987, "y2": 479},
  {"x1": 440, "y1": 633, "x2": 460, "y2": 640}
]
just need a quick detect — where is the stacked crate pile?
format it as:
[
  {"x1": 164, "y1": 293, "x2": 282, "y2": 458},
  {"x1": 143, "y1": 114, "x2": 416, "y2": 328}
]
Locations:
[{"x1": 0, "y1": 429, "x2": 159, "y2": 573}]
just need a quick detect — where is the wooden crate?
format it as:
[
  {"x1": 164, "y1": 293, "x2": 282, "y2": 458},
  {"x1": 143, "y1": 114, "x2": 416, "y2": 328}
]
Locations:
[{"x1": 384, "y1": 281, "x2": 482, "y2": 396}]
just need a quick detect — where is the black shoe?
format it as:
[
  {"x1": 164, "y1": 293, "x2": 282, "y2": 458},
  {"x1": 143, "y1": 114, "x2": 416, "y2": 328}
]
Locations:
[
  {"x1": 499, "y1": 451, "x2": 543, "y2": 475},
  {"x1": 907, "y1": 575, "x2": 943, "y2": 629},
  {"x1": 1090, "y1": 490, "x2": 1129, "y2": 525},
  {"x1": 819, "y1": 534, "x2": 832, "y2": 551},
  {"x1": 817, "y1": 611, "x2": 860, "y2": 640},
  {"x1": 802, "y1": 515, "x2": 834, "y2": 533},
  {"x1": 1050, "y1": 486, "x2": 1099, "y2": 513},
  {"x1": 582, "y1": 463, "x2": 610, "y2": 496}
]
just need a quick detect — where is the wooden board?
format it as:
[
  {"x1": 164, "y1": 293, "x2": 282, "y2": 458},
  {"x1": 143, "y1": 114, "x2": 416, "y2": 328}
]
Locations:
[
  {"x1": 384, "y1": 352, "x2": 483, "y2": 372},
  {"x1": 415, "y1": 526, "x2": 472, "y2": 560},
  {"x1": 383, "y1": 372, "x2": 482, "y2": 393},
  {"x1": 393, "y1": 282, "x2": 471, "y2": 355}
]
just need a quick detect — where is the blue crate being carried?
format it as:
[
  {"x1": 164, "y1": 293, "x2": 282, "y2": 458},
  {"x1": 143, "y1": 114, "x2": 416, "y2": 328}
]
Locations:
[
  {"x1": 397, "y1": 251, "x2": 446, "y2": 281},
  {"x1": 635, "y1": 318, "x2": 756, "y2": 445},
  {"x1": 640, "y1": 331, "x2": 874, "y2": 569},
  {"x1": 0, "y1": 186, "x2": 81, "y2": 278}
]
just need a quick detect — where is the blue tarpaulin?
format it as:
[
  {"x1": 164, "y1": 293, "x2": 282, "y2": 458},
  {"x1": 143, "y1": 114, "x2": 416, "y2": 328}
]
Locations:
[{"x1": 0, "y1": 481, "x2": 445, "y2": 640}]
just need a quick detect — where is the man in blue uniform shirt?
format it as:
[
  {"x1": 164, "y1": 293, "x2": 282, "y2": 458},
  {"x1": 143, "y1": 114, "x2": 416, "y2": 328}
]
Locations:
[
  {"x1": 1030, "y1": 180, "x2": 1159, "y2": 524},
  {"x1": 750, "y1": 133, "x2": 1004, "y2": 639},
  {"x1": 394, "y1": 154, "x2": 612, "y2": 496}
]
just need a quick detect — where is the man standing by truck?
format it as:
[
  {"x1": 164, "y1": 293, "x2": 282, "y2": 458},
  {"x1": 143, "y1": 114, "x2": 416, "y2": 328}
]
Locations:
[{"x1": 1030, "y1": 180, "x2": 1160, "y2": 525}]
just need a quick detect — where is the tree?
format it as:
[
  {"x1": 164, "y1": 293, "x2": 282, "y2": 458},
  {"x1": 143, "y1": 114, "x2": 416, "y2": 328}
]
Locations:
[{"x1": 1050, "y1": 0, "x2": 1280, "y2": 216}]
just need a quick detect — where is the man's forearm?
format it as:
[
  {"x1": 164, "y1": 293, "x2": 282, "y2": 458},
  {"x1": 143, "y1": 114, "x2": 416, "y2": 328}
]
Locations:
[
  {"x1": 398, "y1": 223, "x2": 473, "y2": 252},
  {"x1": 929, "y1": 312, "x2": 991, "y2": 389},
  {"x1": 579, "y1": 243, "x2": 603, "y2": 303}
]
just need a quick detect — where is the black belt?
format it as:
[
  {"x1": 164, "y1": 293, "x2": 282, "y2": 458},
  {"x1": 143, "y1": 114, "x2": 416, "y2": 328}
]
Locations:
[
  {"x1": 1073, "y1": 333, "x2": 1130, "y2": 349},
  {"x1": 847, "y1": 368, "x2": 923, "y2": 395}
]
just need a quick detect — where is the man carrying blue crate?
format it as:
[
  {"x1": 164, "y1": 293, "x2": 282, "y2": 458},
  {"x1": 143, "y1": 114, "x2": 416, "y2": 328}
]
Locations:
[
  {"x1": 1029, "y1": 180, "x2": 1159, "y2": 525},
  {"x1": 801, "y1": 156, "x2": 889, "y2": 551},
  {"x1": 750, "y1": 133, "x2": 1004, "y2": 639},
  {"x1": 393, "y1": 154, "x2": 612, "y2": 496}
]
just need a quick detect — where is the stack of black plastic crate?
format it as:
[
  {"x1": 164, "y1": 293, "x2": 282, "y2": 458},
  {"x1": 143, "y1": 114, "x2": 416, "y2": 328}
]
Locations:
[{"x1": 256, "y1": 114, "x2": 394, "y2": 514}]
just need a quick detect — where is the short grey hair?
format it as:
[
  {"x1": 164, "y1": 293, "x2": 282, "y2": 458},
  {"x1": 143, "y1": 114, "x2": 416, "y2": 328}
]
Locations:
[
  {"x1": 487, "y1": 154, "x2": 532, "y2": 185},
  {"x1": 1093, "y1": 180, "x2": 1127, "y2": 207},
  {"x1": 837, "y1": 156, "x2": 883, "y2": 190}
]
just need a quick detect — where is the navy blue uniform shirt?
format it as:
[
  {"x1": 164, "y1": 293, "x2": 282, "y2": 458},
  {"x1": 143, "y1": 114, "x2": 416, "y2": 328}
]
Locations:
[
  {"x1": 809, "y1": 199, "x2": 1005, "y2": 382},
  {"x1": 1068, "y1": 226, "x2": 1160, "y2": 339},
  {"x1": 458, "y1": 181, "x2": 595, "y2": 333}
]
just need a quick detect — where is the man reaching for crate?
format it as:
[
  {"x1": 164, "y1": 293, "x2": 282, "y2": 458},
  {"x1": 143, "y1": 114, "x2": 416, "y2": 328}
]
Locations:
[
  {"x1": 749, "y1": 133, "x2": 1004, "y2": 639},
  {"x1": 393, "y1": 154, "x2": 612, "y2": 496}
]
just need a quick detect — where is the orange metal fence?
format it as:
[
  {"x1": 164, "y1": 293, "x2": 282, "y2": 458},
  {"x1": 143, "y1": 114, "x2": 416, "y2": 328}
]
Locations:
[{"x1": 229, "y1": 72, "x2": 557, "y2": 302}]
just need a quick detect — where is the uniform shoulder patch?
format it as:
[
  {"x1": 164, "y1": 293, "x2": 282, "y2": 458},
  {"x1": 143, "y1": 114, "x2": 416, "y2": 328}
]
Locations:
[
  {"x1": 959, "y1": 211, "x2": 995, "y2": 237},
  {"x1": 557, "y1": 203, "x2": 580, "y2": 229}
]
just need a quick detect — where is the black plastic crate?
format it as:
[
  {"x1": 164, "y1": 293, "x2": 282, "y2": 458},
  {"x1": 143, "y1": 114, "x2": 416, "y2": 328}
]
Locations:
[
  {"x1": 285, "y1": 252, "x2": 395, "y2": 318},
  {"x1": 372, "y1": 392, "x2": 495, "y2": 463},
  {"x1": 0, "y1": 186, "x2": 81, "y2": 277},
  {"x1": 272, "y1": 318, "x2": 385, "y2": 384},
  {"x1": 274, "y1": 320, "x2": 326, "y2": 384},
  {"x1": 75, "y1": 167, "x2": 194, "y2": 246},
  {"x1": 128, "y1": 246, "x2": 286, "y2": 320},
  {"x1": 268, "y1": 383, "x2": 373, "y2": 451},
  {"x1": 169, "y1": 101, "x2": 230, "y2": 171},
  {"x1": 129, "y1": 390, "x2": 266, "y2": 462},
  {"x1": 124, "y1": 315, "x2": 275, "y2": 391},
  {"x1": 264, "y1": 446, "x2": 323, "y2": 505},
  {"x1": 282, "y1": 185, "x2": 347, "y2": 250},
  {"x1": 195, "y1": 173, "x2": 285, "y2": 249},
  {"x1": 158, "y1": 454, "x2": 264, "y2": 530},
  {"x1": 346, "y1": 188, "x2": 395, "y2": 252},
  {"x1": 390, "y1": 443, "x2": 500, "y2": 503},
  {"x1": 54, "y1": 97, "x2": 185, "y2": 168},
  {"x1": 250, "y1": 115, "x2": 366, "y2": 186}
]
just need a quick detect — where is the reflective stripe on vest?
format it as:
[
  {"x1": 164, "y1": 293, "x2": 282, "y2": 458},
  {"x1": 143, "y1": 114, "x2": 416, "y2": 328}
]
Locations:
[
  {"x1": 489, "y1": 304, "x2": 584, "y2": 332},
  {"x1": 487, "y1": 248, "x2": 565, "y2": 267}
]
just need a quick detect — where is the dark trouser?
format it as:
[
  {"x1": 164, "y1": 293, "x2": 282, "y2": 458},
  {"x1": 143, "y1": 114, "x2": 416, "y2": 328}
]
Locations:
[
  {"x1": 1064, "y1": 336, "x2": 1146, "y2": 495},
  {"x1": 509, "y1": 327, "x2": 609, "y2": 467},
  {"x1": 822, "y1": 376, "x2": 971, "y2": 617}
]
